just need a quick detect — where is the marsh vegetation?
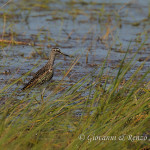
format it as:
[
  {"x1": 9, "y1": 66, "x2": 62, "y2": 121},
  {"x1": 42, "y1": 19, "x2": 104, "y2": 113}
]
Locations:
[{"x1": 0, "y1": 0, "x2": 149, "y2": 149}]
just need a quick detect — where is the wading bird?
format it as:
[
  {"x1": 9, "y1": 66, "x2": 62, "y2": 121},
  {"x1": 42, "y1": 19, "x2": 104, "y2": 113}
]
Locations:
[{"x1": 22, "y1": 47, "x2": 70, "y2": 90}]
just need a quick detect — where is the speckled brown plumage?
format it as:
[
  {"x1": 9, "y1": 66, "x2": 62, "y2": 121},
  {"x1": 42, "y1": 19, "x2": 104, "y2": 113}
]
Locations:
[{"x1": 22, "y1": 48, "x2": 70, "y2": 90}]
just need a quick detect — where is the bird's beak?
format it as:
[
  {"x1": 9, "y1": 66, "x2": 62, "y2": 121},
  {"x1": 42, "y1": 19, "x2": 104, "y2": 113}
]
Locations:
[{"x1": 60, "y1": 51, "x2": 72, "y2": 57}]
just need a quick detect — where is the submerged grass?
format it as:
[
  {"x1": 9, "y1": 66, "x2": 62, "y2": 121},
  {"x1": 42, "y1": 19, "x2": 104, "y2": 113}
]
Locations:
[{"x1": 0, "y1": 46, "x2": 149, "y2": 150}]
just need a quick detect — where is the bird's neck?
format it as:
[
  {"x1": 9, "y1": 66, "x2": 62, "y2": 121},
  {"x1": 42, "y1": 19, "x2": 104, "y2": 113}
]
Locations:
[{"x1": 47, "y1": 52, "x2": 55, "y2": 67}]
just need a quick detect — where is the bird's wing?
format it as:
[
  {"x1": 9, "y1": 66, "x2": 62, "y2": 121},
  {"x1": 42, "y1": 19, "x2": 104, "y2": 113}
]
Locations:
[{"x1": 22, "y1": 66, "x2": 49, "y2": 90}]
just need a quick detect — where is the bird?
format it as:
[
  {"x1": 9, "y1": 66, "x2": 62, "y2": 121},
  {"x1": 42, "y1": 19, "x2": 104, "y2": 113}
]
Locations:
[{"x1": 22, "y1": 47, "x2": 70, "y2": 90}]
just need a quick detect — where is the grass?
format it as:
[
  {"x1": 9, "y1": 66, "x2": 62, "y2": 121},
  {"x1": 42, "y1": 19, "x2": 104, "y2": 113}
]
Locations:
[
  {"x1": 0, "y1": 0, "x2": 149, "y2": 149},
  {"x1": 0, "y1": 44, "x2": 149, "y2": 150}
]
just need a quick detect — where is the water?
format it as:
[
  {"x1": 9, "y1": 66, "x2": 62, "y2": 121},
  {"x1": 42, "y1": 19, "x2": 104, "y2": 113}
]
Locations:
[{"x1": 0, "y1": 0, "x2": 149, "y2": 94}]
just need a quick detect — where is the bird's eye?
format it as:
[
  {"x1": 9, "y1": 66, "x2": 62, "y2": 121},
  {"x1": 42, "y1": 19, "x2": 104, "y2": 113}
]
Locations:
[{"x1": 52, "y1": 48, "x2": 60, "y2": 52}]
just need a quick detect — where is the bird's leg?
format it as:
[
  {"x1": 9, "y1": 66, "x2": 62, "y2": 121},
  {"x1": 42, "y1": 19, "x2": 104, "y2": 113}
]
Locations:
[{"x1": 41, "y1": 88, "x2": 46, "y2": 103}]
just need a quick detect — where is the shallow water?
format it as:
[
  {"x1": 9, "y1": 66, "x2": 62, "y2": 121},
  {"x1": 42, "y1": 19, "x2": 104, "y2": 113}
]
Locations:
[{"x1": 0, "y1": 0, "x2": 149, "y2": 95}]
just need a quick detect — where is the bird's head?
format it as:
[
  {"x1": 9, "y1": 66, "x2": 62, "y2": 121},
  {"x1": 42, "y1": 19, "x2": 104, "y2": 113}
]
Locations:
[{"x1": 51, "y1": 47, "x2": 70, "y2": 57}]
